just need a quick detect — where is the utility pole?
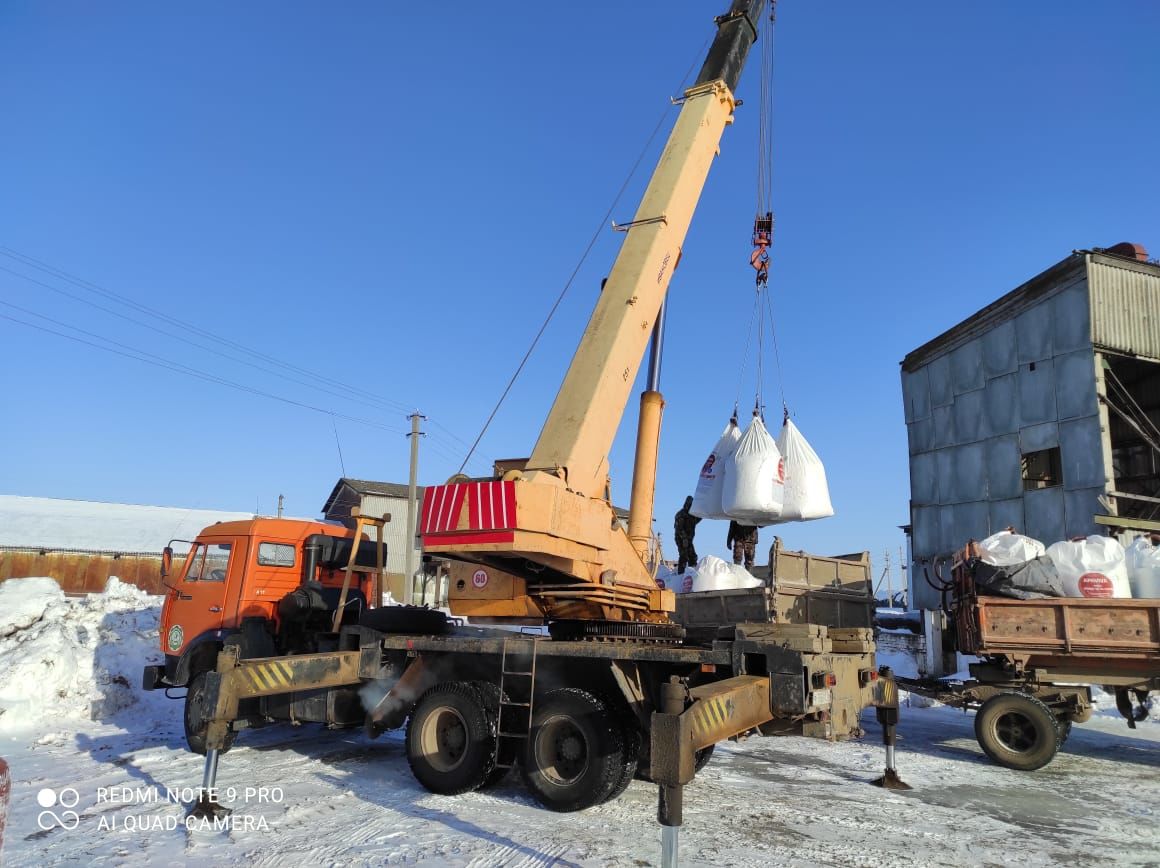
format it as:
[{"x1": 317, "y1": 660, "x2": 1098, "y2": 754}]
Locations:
[
  {"x1": 405, "y1": 411, "x2": 426, "y2": 605},
  {"x1": 277, "y1": 494, "x2": 284, "y2": 518}
]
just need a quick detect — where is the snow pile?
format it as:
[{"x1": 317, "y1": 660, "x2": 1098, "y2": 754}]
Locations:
[{"x1": 0, "y1": 576, "x2": 164, "y2": 734}]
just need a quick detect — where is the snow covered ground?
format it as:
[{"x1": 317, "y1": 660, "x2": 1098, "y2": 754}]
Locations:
[{"x1": 2, "y1": 577, "x2": 1159, "y2": 867}]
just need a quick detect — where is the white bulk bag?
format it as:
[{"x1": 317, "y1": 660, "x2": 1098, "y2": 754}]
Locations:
[
  {"x1": 689, "y1": 555, "x2": 763, "y2": 593},
  {"x1": 775, "y1": 419, "x2": 834, "y2": 521},
  {"x1": 977, "y1": 530, "x2": 1046, "y2": 566},
  {"x1": 690, "y1": 420, "x2": 741, "y2": 519},
  {"x1": 1046, "y1": 536, "x2": 1131, "y2": 598},
  {"x1": 1125, "y1": 536, "x2": 1160, "y2": 599},
  {"x1": 721, "y1": 416, "x2": 784, "y2": 525}
]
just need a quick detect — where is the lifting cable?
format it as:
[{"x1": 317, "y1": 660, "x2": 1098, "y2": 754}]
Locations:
[
  {"x1": 736, "y1": 4, "x2": 786, "y2": 425},
  {"x1": 457, "y1": 37, "x2": 713, "y2": 475}
]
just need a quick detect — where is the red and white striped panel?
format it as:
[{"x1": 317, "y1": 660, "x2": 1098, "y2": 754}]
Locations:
[
  {"x1": 420, "y1": 484, "x2": 468, "y2": 535},
  {"x1": 421, "y1": 481, "x2": 517, "y2": 536},
  {"x1": 467, "y1": 481, "x2": 516, "y2": 531}
]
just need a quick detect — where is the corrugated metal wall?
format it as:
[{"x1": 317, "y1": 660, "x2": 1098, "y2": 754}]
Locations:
[
  {"x1": 1090, "y1": 255, "x2": 1160, "y2": 361},
  {"x1": 0, "y1": 548, "x2": 163, "y2": 594},
  {"x1": 355, "y1": 494, "x2": 420, "y2": 577},
  {"x1": 902, "y1": 268, "x2": 1107, "y2": 610}
]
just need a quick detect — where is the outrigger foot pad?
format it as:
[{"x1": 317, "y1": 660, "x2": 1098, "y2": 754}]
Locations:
[
  {"x1": 188, "y1": 795, "x2": 233, "y2": 821},
  {"x1": 871, "y1": 768, "x2": 912, "y2": 790}
]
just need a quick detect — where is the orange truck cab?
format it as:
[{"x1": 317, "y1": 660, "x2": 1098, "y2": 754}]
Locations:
[{"x1": 143, "y1": 518, "x2": 382, "y2": 693}]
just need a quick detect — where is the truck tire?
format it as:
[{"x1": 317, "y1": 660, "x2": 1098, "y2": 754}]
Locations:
[
  {"x1": 603, "y1": 719, "x2": 642, "y2": 804},
  {"x1": 522, "y1": 688, "x2": 624, "y2": 812},
  {"x1": 693, "y1": 743, "x2": 715, "y2": 773},
  {"x1": 469, "y1": 681, "x2": 511, "y2": 788},
  {"x1": 360, "y1": 606, "x2": 448, "y2": 635},
  {"x1": 406, "y1": 682, "x2": 495, "y2": 795},
  {"x1": 974, "y1": 692, "x2": 1060, "y2": 771},
  {"x1": 184, "y1": 671, "x2": 235, "y2": 756}
]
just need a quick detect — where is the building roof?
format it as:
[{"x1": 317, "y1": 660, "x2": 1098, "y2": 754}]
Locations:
[
  {"x1": 900, "y1": 244, "x2": 1159, "y2": 373},
  {"x1": 321, "y1": 478, "x2": 425, "y2": 517},
  {"x1": 0, "y1": 495, "x2": 258, "y2": 554}
]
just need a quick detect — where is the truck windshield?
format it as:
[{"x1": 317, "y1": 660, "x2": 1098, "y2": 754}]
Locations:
[{"x1": 184, "y1": 543, "x2": 233, "y2": 582}]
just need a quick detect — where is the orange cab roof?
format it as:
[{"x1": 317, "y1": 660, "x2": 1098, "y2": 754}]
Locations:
[{"x1": 196, "y1": 517, "x2": 354, "y2": 541}]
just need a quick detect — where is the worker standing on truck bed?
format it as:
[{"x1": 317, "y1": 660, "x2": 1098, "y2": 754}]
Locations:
[
  {"x1": 728, "y1": 521, "x2": 759, "y2": 569},
  {"x1": 674, "y1": 495, "x2": 701, "y2": 573}
]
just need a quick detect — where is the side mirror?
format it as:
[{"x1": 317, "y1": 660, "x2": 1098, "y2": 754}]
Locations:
[{"x1": 161, "y1": 546, "x2": 173, "y2": 579}]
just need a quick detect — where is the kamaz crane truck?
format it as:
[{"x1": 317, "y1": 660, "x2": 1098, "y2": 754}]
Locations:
[{"x1": 143, "y1": 2, "x2": 904, "y2": 859}]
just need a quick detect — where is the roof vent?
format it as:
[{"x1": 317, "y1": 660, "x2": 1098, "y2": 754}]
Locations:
[{"x1": 1099, "y1": 242, "x2": 1149, "y2": 262}]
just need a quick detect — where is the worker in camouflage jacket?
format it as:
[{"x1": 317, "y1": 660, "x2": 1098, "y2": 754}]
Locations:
[
  {"x1": 727, "y1": 520, "x2": 759, "y2": 569},
  {"x1": 673, "y1": 495, "x2": 701, "y2": 574}
]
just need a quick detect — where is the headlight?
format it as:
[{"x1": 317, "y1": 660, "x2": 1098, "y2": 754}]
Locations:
[{"x1": 167, "y1": 625, "x2": 184, "y2": 651}]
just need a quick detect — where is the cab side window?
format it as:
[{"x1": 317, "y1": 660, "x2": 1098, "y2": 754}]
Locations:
[
  {"x1": 184, "y1": 545, "x2": 207, "y2": 582},
  {"x1": 201, "y1": 544, "x2": 233, "y2": 582},
  {"x1": 257, "y1": 542, "x2": 296, "y2": 567}
]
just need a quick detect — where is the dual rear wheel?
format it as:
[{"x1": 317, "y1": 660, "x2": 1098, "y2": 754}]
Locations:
[{"x1": 405, "y1": 682, "x2": 644, "y2": 811}]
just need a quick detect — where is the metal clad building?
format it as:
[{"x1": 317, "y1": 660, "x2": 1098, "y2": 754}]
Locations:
[
  {"x1": 321, "y1": 478, "x2": 426, "y2": 600},
  {"x1": 901, "y1": 245, "x2": 1160, "y2": 611}
]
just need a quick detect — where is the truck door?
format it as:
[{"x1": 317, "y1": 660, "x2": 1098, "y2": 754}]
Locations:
[{"x1": 162, "y1": 539, "x2": 244, "y2": 657}]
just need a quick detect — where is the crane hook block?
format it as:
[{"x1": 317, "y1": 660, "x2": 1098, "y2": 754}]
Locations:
[{"x1": 750, "y1": 211, "x2": 773, "y2": 287}]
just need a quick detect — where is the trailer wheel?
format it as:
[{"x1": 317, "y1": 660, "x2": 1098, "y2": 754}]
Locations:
[
  {"x1": 522, "y1": 689, "x2": 624, "y2": 812},
  {"x1": 184, "y1": 671, "x2": 235, "y2": 756},
  {"x1": 406, "y1": 682, "x2": 495, "y2": 795},
  {"x1": 974, "y1": 692, "x2": 1060, "y2": 771}
]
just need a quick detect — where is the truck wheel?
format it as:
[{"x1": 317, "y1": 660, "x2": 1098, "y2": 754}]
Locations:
[
  {"x1": 522, "y1": 689, "x2": 624, "y2": 812},
  {"x1": 360, "y1": 606, "x2": 448, "y2": 635},
  {"x1": 694, "y1": 743, "x2": 715, "y2": 773},
  {"x1": 184, "y1": 672, "x2": 235, "y2": 756},
  {"x1": 406, "y1": 682, "x2": 495, "y2": 795},
  {"x1": 469, "y1": 681, "x2": 512, "y2": 788},
  {"x1": 603, "y1": 719, "x2": 642, "y2": 803},
  {"x1": 974, "y1": 692, "x2": 1060, "y2": 771},
  {"x1": 1058, "y1": 720, "x2": 1073, "y2": 745}
]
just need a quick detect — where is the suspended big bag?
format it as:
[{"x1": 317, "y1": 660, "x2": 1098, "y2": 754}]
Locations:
[
  {"x1": 690, "y1": 419, "x2": 741, "y2": 519},
  {"x1": 775, "y1": 419, "x2": 834, "y2": 522},
  {"x1": 721, "y1": 416, "x2": 784, "y2": 525}
]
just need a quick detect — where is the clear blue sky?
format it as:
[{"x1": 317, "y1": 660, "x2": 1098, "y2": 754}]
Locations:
[{"x1": 2, "y1": 2, "x2": 1157, "y2": 582}]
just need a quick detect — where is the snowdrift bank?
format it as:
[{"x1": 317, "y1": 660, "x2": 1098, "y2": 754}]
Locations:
[{"x1": 0, "y1": 576, "x2": 164, "y2": 734}]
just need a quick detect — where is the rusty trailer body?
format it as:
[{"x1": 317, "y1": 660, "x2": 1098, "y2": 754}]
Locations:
[{"x1": 898, "y1": 542, "x2": 1160, "y2": 772}]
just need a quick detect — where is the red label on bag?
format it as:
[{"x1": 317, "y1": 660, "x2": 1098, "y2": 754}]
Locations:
[
  {"x1": 700, "y1": 453, "x2": 717, "y2": 478},
  {"x1": 1078, "y1": 572, "x2": 1114, "y2": 598},
  {"x1": 777, "y1": 458, "x2": 785, "y2": 484}
]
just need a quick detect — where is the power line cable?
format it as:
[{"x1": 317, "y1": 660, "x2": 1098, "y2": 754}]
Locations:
[
  {"x1": 0, "y1": 246, "x2": 415, "y2": 414},
  {"x1": 0, "y1": 264, "x2": 412, "y2": 417},
  {"x1": 0, "y1": 302, "x2": 407, "y2": 434}
]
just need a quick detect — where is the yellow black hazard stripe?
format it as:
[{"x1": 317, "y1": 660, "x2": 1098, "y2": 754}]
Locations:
[
  {"x1": 689, "y1": 696, "x2": 732, "y2": 743},
  {"x1": 239, "y1": 660, "x2": 297, "y2": 693}
]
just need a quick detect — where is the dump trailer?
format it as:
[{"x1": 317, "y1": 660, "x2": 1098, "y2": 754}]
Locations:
[{"x1": 899, "y1": 541, "x2": 1160, "y2": 770}]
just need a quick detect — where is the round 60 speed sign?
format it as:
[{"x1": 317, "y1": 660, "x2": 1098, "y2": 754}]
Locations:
[{"x1": 472, "y1": 569, "x2": 489, "y2": 589}]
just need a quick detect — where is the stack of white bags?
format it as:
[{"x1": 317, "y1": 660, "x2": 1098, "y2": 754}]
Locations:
[
  {"x1": 977, "y1": 529, "x2": 1160, "y2": 598},
  {"x1": 656, "y1": 556, "x2": 762, "y2": 595},
  {"x1": 690, "y1": 415, "x2": 833, "y2": 526}
]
